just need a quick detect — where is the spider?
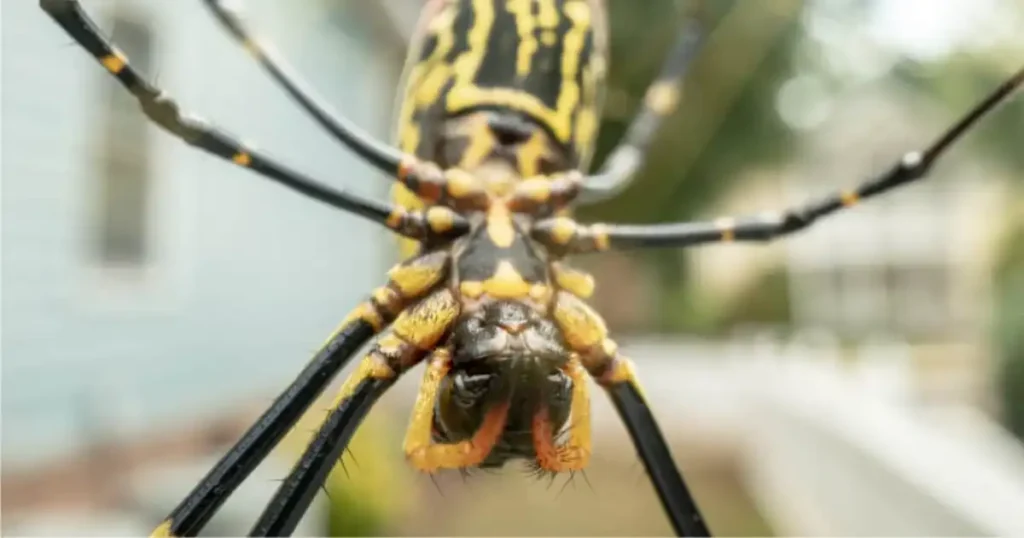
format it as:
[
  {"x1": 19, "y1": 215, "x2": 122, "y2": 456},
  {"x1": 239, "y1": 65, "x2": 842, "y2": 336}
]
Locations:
[{"x1": 39, "y1": 0, "x2": 1023, "y2": 535}]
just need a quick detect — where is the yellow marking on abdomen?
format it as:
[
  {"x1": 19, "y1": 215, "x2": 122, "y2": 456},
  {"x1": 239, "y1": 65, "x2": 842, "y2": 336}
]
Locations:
[
  {"x1": 508, "y1": 0, "x2": 538, "y2": 77},
  {"x1": 556, "y1": 2, "x2": 590, "y2": 131}
]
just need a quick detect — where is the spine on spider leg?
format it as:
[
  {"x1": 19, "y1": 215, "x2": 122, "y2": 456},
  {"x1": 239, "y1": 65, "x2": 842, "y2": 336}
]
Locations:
[
  {"x1": 151, "y1": 313, "x2": 381, "y2": 537},
  {"x1": 250, "y1": 374, "x2": 395, "y2": 537},
  {"x1": 153, "y1": 250, "x2": 451, "y2": 536}
]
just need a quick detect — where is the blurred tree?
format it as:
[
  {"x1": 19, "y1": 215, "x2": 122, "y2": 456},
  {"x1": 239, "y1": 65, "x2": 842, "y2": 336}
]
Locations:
[
  {"x1": 993, "y1": 202, "x2": 1024, "y2": 443},
  {"x1": 584, "y1": 0, "x2": 1021, "y2": 334},
  {"x1": 581, "y1": 0, "x2": 806, "y2": 331}
]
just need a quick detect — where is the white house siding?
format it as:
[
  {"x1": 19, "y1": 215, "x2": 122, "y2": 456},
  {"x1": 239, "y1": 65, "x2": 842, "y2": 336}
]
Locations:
[{"x1": 2, "y1": 0, "x2": 399, "y2": 470}]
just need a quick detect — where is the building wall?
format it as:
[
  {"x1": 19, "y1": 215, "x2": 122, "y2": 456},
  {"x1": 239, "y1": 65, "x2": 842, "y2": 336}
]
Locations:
[{"x1": 3, "y1": 0, "x2": 399, "y2": 469}]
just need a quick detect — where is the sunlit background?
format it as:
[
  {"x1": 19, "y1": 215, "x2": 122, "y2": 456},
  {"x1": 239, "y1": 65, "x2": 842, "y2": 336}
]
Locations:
[{"x1": 3, "y1": 0, "x2": 1023, "y2": 535}]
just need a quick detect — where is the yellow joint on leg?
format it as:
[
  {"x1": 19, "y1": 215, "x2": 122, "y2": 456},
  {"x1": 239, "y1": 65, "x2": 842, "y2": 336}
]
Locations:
[
  {"x1": 100, "y1": 51, "x2": 126, "y2": 74},
  {"x1": 445, "y1": 169, "x2": 478, "y2": 199},
  {"x1": 336, "y1": 302, "x2": 384, "y2": 334},
  {"x1": 386, "y1": 207, "x2": 407, "y2": 229},
  {"x1": 589, "y1": 223, "x2": 610, "y2": 251},
  {"x1": 517, "y1": 179, "x2": 552, "y2": 203},
  {"x1": 232, "y1": 151, "x2": 252, "y2": 167},
  {"x1": 714, "y1": 217, "x2": 736, "y2": 242},
  {"x1": 549, "y1": 217, "x2": 578, "y2": 246},
  {"x1": 333, "y1": 355, "x2": 395, "y2": 405},
  {"x1": 841, "y1": 190, "x2": 860, "y2": 207},
  {"x1": 150, "y1": 519, "x2": 175, "y2": 538},
  {"x1": 552, "y1": 262, "x2": 595, "y2": 298},
  {"x1": 426, "y1": 206, "x2": 456, "y2": 234},
  {"x1": 601, "y1": 357, "x2": 646, "y2": 399}
]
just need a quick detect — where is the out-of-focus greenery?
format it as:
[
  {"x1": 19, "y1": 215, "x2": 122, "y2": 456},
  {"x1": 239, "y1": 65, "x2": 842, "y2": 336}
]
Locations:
[
  {"x1": 583, "y1": 0, "x2": 1022, "y2": 334},
  {"x1": 994, "y1": 205, "x2": 1024, "y2": 443},
  {"x1": 583, "y1": 0, "x2": 805, "y2": 331}
]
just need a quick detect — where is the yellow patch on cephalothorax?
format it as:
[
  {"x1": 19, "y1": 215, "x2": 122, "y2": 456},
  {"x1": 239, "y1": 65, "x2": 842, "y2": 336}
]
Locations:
[
  {"x1": 551, "y1": 262, "x2": 595, "y2": 298},
  {"x1": 459, "y1": 280, "x2": 485, "y2": 299},
  {"x1": 392, "y1": 289, "x2": 460, "y2": 350},
  {"x1": 100, "y1": 51, "x2": 126, "y2": 74},
  {"x1": 486, "y1": 203, "x2": 516, "y2": 247},
  {"x1": 483, "y1": 260, "x2": 533, "y2": 299}
]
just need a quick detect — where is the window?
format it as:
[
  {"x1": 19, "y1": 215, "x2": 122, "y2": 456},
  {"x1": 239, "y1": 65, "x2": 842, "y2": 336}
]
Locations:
[{"x1": 91, "y1": 13, "x2": 153, "y2": 268}]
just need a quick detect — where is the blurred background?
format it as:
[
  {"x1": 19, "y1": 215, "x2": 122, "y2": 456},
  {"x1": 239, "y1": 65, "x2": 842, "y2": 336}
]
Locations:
[{"x1": 3, "y1": 0, "x2": 1023, "y2": 535}]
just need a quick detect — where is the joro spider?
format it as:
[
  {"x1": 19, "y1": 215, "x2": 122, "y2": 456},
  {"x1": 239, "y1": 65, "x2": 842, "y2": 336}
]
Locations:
[{"x1": 40, "y1": 0, "x2": 1023, "y2": 536}]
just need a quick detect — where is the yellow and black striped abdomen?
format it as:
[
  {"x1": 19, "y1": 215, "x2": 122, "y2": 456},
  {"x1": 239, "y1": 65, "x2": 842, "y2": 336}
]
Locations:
[
  {"x1": 392, "y1": 0, "x2": 608, "y2": 258},
  {"x1": 395, "y1": 0, "x2": 606, "y2": 169}
]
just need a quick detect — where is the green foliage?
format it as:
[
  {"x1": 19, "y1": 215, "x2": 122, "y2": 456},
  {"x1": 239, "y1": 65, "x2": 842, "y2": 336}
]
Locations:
[
  {"x1": 993, "y1": 206, "x2": 1024, "y2": 443},
  {"x1": 584, "y1": 0, "x2": 806, "y2": 332}
]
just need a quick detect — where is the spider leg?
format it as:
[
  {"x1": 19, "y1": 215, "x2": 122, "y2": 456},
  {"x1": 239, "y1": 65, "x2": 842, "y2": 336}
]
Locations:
[
  {"x1": 39, "y1": 0, "x2": 468, "y2": 241},
  {"x1": 149, "y1": 252, "x2": 451, "y2": 537},
  {"x1": 200, "y1": 0, "x2": 405, "y2": 174},
  {"x1": 198, "y1": 0, "x2": 495, "y2": 214},
  {"x1": 251, "y1": 288, "x2": 462, "y2": 537},
  {"x1": 550, "y1": 291, "x2": 711, "y2": 537},
  {"x1": 578, "y1": 6, "x2": 705, "y2": 205},
  {"x1": 536, "y1": 64, "x2": 1024, "y2": 252}
]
